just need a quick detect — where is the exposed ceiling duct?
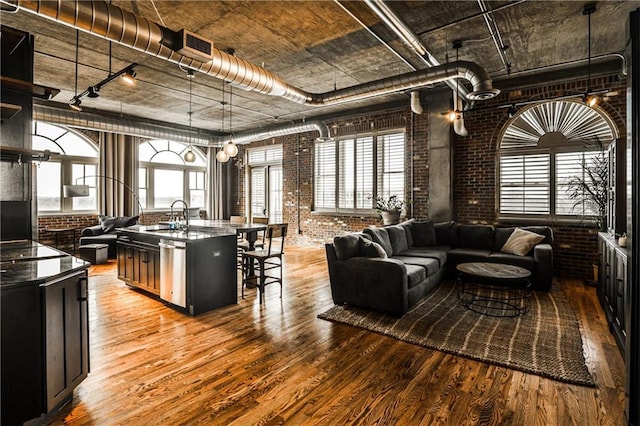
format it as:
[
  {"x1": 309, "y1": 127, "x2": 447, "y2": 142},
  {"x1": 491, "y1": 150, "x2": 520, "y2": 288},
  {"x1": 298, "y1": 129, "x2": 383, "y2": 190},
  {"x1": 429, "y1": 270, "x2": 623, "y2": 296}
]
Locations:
[
  {"x1": 33, "y1": 103, "x2": 331, "y2": 147},
  {"x1": 362, "y1": 0, "x2": 472, "y2": 100},
  {"x1": 33, "y1": 103, "x2": 215, "y2": 144},
  {"x1": 8, "y1": 0, "x2": 499, "y2": 107}
]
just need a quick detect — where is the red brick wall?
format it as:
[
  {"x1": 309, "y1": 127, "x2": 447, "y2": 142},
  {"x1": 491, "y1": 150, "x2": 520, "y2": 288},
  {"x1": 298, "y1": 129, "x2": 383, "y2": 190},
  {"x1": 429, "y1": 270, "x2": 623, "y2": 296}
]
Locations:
[{"x1": 452, "y1": 76, "x2": 627, "y2": 280}]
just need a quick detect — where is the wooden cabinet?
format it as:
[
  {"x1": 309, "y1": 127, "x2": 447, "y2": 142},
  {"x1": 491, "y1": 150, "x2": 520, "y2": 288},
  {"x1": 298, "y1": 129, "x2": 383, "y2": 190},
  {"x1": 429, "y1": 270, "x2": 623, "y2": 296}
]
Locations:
[
  {"x1": 117, "y1": 239, "x2": 160, "y2": 295},
  {"x1": 598, "y1": 232, "x2": 629, "y2": 354},
  {"x1": 43, "y1": 270, "x2": 90, "y2": 412}
]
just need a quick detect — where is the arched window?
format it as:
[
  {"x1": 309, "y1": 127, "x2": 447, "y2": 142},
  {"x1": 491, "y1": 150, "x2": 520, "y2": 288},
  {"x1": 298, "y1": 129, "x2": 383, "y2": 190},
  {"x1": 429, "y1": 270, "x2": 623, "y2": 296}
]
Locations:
[
  {"x1": 497, "y1": 100, "x2": 618, "y2": 221},
  {"x1": 33, "y1": 122, "x2": 99, "y2": 213},
  {"x1": 138, "y1": 139, "x2": 207, "y2": 210}
]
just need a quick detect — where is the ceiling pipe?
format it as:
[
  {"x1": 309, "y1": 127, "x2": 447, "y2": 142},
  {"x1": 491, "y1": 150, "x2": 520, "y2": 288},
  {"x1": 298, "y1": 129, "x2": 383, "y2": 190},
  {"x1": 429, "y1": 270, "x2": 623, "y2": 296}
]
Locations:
[
  {"x1": 477, "y1": 0, "x2": 512, "y2": 75},
  {"x1": 33, "y1": 103, "x2": 214, "y2": 144},
  {"x1": 452, "y1": 93, "x2": 468, "y2": 136},
  {"x1": 363, "y1": 0, "x2": 472, "y2": 101},
  {"x1": 8, "y1": 0, "x2": 498, "y2": 107},
  {"x1": 215, "y1": 120, "x2": 331, "y2": 146},
  {"x1": 410, "y1": 91, "x2": 423, "y2": 114},
  {"x1": 33, "y1": 102, "x2": 330, "y2": 147}
]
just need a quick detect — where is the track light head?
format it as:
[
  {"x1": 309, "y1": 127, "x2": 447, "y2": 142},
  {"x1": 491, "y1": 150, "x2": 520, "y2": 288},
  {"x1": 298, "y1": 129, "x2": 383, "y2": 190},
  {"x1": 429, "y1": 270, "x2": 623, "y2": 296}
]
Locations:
[
  {"x1": 69, "y1": 98, "x2": 82, "y2": 111},
  {"x1": 121, "y1": 69, "x2": 137, "y2": 86},
  {"x1": 87, "y1": 86, "x2": 100, "y2": 98}
]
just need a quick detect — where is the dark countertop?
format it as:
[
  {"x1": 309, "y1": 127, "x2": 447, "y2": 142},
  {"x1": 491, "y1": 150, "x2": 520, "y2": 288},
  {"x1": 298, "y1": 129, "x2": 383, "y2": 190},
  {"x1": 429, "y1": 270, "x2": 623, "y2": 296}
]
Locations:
[
  {"x1": 0, "y1": 240, "x2": 89, "y2": 289},
  {"x1": 119, "y1": 224, "x2": 236, "y2": 241}
]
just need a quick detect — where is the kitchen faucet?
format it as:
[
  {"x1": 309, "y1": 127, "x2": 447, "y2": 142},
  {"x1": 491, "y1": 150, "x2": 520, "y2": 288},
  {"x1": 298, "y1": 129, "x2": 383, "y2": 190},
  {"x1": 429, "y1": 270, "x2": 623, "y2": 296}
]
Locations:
[{"x1": 170, "y1": 199, "x2": 190, "y2": 231}]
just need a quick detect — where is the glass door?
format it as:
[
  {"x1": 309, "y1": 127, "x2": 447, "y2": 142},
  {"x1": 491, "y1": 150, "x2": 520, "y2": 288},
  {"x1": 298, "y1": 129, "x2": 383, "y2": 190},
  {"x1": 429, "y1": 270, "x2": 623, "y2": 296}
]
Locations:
[{"x1": 250, "y1": 165, "x2": 282, "y2": 223}]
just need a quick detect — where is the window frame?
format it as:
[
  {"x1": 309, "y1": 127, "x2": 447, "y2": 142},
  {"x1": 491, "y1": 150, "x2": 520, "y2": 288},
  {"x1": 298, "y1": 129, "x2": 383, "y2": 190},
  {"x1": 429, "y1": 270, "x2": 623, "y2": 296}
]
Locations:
[{"x1": 313, "y1": 130, "x2": 406, "y2": 215}]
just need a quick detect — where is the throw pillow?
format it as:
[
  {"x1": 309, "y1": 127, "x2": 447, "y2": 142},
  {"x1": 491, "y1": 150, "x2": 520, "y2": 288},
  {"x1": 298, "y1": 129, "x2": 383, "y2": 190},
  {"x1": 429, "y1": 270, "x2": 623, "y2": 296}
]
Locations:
[
  {"x1": 333, "y1": 234, "x2": 362, "y2": 261},
  {"x1": 387, "y1": 225, "x2": 409, "y2": 254},
  {"x1": 501, "y1": 227, "x2": 545, "y2": 256},
  {"x1": 411, "y1": 221, "x2": 437, "y2": 247},
  {"x1": 363, "y1": 227, "x2": 394, "y2": 257},
  {"x1": 100, "y1": 215, "x2": 139, "y2": 233},
  {"x1": 359, "y1": 238, "x2": 387, "y2": 258}
]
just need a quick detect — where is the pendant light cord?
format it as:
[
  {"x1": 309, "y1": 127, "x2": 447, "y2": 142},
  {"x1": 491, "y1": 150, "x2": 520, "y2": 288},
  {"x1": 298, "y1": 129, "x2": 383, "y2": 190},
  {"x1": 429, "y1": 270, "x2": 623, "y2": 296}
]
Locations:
[
  {"x1": 587, "y1": 11, "x2": 592, "y2": 91},
  {"x1": 74, "y1": 30, "x2": 79, "y2": 97}
]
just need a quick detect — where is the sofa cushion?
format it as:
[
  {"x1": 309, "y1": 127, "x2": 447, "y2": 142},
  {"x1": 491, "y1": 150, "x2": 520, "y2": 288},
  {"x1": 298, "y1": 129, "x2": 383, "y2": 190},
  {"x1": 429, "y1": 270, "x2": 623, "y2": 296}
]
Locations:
[
  {"x1": 447, "y1": 248, "x2": 491, "y2": 264},
  {"x1": 457, "y1": 224, "x2": 495, "y2": 250},
  {"x1": 333, "y1": 234, "x2": 362, "y2": 261},
  {"x1": 100, "y1": 215, "x2": 139, "y2": 233},
  {"x1": 398, "y1": 219, "x2": 415, "y2": 247},
  {"x1": 363, "y1": 227, "x2": 393, "y2": 256},
  {"x1": 392, "y1": 256, "x2": 440, "y2": 277},
  {"x1": 487, "y1": 252, "x2": 536, "y2": 270},
  {"x1": 412, "y1": 221, "x2": 437, "y2": 247},
  {"x1": 400, "y1": 246, "x2": 449, "y2": 267},
  {"x1": 387, "y1": 225, "x2": 409, "y2": 254},
  {"x1": 494, "y1": 227, "x2": 516, "y2": 251},
  {"x1": 81, "y1": 224, "x2": 104, "y2": 237},
  {"x1": 359, "y1": 239, "x2": 387, "y2": 258},
  {"x1": 435, "y1": 221, "x2": 457, "y2": 247},
  {"x1": 405, "y1": 264, "x2": 427, "y2": 289},
  {"x1": 501, "y1": 227, "x2": 545, "y2": 256}
]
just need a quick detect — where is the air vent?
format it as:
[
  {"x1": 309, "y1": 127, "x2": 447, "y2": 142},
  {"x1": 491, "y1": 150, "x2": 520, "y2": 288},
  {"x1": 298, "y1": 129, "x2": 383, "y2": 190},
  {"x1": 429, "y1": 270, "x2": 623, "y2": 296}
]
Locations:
[{"x1": 174, "y1": 29, "x2": 213, "y2": 62}]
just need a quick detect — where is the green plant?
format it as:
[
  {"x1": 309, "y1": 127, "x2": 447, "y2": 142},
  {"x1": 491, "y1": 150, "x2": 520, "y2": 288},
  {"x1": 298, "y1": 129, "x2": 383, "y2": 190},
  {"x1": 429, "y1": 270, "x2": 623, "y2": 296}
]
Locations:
[
  {"x1": 564, "y1": 139, "x2": 608, "y2": 230},
  {"x1": 370, "y1": 194, "x2": 405, "y2": 213}
]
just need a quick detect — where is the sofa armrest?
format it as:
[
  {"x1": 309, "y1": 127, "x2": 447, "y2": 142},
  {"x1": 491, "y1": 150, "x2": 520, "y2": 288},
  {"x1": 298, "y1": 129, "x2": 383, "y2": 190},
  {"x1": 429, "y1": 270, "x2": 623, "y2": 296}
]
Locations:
[
  {"x1": 330, "y1": 257, "x2": 409, "y2": 315},
  {"x1": 81, "y1": 224, "x2": 104, "y2": 236},
  {"x1": 533, "y1": 243, "x2": 553, "y2": 291}
]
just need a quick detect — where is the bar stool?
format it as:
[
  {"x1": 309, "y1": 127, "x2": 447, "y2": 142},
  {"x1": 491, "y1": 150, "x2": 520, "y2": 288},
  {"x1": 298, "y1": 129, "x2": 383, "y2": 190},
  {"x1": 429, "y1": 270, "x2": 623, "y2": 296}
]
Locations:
[{"x1": 242, "y1": 223, "x2": 288, "y2": 304}]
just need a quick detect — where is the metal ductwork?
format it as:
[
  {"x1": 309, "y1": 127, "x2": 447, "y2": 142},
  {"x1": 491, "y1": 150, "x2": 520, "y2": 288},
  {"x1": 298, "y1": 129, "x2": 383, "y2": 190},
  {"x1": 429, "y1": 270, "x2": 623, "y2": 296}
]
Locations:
[
  {"x1": 410, "y1": 91, "x2": 423, "y2": 114},
  {"x1": 215, "y1": 120, "x2": 331, "y2": 146},
  {"x1": 363, "y1": 0, "x2": 472, "y2": 100},
  {"x1": 10, "y1": 0, "x2": 499, "y2": 107},
  {"x1": 33, "y1": 103, "x2": 214, "y2": 144},
  {"x1": 452, "y1": 93, "x2": 468, "y2": 137}
]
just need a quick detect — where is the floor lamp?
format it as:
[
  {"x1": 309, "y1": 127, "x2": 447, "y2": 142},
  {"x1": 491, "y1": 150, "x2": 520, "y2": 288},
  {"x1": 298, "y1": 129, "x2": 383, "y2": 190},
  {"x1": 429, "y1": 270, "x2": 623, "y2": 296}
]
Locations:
[{"x1": 63, "y1": 175, "x2": 144, "y2": 220}]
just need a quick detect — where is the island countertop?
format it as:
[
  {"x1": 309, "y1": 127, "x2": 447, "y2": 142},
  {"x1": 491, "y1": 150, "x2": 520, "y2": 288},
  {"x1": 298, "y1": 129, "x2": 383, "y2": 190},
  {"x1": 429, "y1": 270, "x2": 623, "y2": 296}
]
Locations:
[
  {"x1": 0, "y1": 240, "x2": 89, "y2": 289},
  {"x1": 118, "y1": 224, "x2": 236, "y2": 241}
]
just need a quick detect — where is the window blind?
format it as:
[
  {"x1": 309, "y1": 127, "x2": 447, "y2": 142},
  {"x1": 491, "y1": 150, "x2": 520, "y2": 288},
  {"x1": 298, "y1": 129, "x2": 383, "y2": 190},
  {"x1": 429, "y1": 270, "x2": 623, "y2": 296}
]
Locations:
[
  {"x1": 556, "y1": 151, "x2": 602, "y2": 216},
  {"x1": 499, "y1": 154, "x2": 550, "y2": 214},
  {"x1": 314, "y1": 140, "x2": 336, "y2": 209}
]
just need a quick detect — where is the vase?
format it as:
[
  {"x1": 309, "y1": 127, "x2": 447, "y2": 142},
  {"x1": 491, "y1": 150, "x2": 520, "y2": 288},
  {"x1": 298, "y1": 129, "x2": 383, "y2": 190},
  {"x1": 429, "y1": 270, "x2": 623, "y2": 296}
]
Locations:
[{"x1": 381, "y1": 211, "x2": 401, "y2": 226}]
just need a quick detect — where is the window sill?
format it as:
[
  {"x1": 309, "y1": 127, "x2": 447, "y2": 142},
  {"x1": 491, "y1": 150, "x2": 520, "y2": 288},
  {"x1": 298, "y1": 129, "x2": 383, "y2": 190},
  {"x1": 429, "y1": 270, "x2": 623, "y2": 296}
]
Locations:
[{"x1": 311, "y1": 210, "x2": 378, "y2": 218}]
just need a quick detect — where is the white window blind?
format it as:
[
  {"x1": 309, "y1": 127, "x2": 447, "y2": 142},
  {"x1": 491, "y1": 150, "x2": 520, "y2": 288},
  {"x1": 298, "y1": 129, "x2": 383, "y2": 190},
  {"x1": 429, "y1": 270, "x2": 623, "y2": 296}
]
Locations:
[
  {"x1": 499, "y1": 154, "x2": 550, "y2": 214},
  {"x1": 247, "y1": 145, "x2": 283, "y2": 165},
  {"x1": 314, "y1": 132, "x2": 404, "y2": 211},
  {"x1": 314, "y1": 140, "x2": 336, "y2": 209},
  {"x1": 556, "y1": 151, "x2": 603, "y2": 216}
]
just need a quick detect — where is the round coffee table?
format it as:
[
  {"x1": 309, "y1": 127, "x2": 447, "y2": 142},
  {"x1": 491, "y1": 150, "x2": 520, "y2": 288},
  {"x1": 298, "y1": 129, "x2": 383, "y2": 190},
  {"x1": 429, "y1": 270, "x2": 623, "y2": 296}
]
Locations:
[{"x1": 456, "y1": 262, "x2": 532, "y2": 317}]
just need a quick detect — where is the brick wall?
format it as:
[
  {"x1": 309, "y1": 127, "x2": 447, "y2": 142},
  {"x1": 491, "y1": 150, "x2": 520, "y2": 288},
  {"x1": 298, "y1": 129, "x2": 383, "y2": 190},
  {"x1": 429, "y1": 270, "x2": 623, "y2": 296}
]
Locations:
[{"x1": 452, "y1": 76, "x2": 627, "y2": 280}]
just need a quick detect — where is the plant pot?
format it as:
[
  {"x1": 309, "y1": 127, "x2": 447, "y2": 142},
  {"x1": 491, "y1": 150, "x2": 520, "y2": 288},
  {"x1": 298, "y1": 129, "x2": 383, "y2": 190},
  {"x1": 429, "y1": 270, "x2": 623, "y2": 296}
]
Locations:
[{"x1": 381, "y1": 211, "x2": 401, "y2": 226}]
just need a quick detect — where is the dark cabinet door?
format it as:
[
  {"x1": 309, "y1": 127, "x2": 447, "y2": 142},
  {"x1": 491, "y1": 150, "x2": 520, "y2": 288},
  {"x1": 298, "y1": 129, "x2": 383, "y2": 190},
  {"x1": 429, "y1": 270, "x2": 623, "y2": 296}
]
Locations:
[{"x1": 43, "y1": 270, "x2": 89, "y2": 412}]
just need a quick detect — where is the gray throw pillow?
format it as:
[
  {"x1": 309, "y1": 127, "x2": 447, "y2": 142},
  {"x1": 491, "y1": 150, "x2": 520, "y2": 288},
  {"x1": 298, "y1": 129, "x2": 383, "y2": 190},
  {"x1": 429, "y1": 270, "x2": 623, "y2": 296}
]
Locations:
[
  {"x1": 100, "y1": 215, "x2": 139, "y2": 233},
  {"x1": 387, "y1": 225, "x2": 409, "y2": 254},
  {"x1": 434, "y1": 221, "x2": 458, "y2": 247},
  {"x1": 411, "y1": 221, "x2": 437, "y2": 247},
  {"x1": 363, "y1": 227, "x2": 393, "y2": 257},
  {"x1": 333, "y1": 234, "x2": 362, "y2": 261},
  {"x1": 359, "y1": 238, "x2": 387, "y2": 258}
]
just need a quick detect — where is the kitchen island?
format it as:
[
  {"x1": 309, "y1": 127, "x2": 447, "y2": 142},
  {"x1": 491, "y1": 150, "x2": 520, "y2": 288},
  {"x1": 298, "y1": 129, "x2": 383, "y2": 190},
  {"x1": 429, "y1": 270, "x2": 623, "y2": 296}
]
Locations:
[
  {"x1": 1, "y1": 240, "x2": 90, "y2": 425},
  {"x1": 116, "y1": 224, "x2": 238, "y2": 316}
]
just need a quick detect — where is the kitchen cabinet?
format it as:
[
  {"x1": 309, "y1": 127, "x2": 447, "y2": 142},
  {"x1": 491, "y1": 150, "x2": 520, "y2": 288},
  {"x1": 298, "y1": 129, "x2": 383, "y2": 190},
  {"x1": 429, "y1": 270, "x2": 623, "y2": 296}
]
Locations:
[
  {"x1": 43, "y1": 270, "x2": 90, "y2": 412},
  {"x1": 117, "y1": 238, "x2": 160, "y2": 295},
  {"x1": 0, "y1": 241, "x2": 89, "y2": 425},
  {"x1": 598, "y1": 232, "x2": 629, "y2": 354}
]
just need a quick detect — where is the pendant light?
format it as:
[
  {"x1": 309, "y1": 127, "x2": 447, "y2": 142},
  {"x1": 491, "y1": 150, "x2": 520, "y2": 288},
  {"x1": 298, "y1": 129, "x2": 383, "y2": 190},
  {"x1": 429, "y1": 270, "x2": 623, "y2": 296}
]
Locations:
[
  {"x1": 216, "y1": 81, "x2": 230, "y2": 163},
  {"x1": 69, "y1": 30, "x2": 82, "y2": 111},
  {"x1": 183, "y1": 69, "x2": 196, "y2": 163},
  {"x1": 223, "y1": 83, "x2": 238, "y2": 158},
  {"x1": 447, "y1": 40, "x2": 463, "y2": 123},
  {"x1": 583, "y1": 4, "x2": 599, "y2": 108}
]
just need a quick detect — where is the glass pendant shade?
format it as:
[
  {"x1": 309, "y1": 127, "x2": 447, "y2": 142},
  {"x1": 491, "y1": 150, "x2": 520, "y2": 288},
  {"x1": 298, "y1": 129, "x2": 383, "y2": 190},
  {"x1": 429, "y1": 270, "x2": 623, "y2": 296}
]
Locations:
[
  {"x1": 223, "y1": 141, "x2": 238, "y2": 157},
  {"x1": 184, "y1": 148, "x2": 196, "y2": 163},
  {"x1": 216, "y1": 149, "x2": 229, "y2": 163}
]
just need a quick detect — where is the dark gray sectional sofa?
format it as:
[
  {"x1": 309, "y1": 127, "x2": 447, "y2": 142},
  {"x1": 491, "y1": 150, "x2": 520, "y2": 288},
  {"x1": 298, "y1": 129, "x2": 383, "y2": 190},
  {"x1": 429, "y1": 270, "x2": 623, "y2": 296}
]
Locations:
[{"x1": 324, "y1": 220, "x2": 553, "y2": 316}]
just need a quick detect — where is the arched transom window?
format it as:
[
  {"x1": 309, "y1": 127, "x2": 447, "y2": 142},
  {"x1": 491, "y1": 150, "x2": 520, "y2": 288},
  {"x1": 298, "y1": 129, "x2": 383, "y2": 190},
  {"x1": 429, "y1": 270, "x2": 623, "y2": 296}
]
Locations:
[
  {"x1": 497, "y1": 100, "x2": 618, "y2": 219},
  {"x1": 138, "y1": 139, "x2": 207, "y2": 210}
]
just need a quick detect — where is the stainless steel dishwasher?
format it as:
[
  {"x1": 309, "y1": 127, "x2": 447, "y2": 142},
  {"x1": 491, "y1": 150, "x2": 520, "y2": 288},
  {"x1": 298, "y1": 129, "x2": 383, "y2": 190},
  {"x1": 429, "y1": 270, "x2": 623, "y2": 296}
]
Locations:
[{"x1": 159, "y1": 239, "x2": 187, "y2": 308}]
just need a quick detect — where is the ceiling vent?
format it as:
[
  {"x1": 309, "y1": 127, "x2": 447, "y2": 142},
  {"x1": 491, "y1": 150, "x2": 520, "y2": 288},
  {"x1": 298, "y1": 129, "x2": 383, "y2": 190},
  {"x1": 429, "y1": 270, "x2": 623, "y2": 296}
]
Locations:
[{"x1": 174, "y1": 29, "x2": 213, "y2": 62}]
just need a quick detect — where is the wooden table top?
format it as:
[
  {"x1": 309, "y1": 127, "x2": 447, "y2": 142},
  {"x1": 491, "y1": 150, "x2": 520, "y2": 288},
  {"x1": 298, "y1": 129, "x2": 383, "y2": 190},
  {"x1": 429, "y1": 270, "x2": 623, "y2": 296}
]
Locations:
[{"x1": 456, "y1": 262, "x2": 531, "y2": 279}]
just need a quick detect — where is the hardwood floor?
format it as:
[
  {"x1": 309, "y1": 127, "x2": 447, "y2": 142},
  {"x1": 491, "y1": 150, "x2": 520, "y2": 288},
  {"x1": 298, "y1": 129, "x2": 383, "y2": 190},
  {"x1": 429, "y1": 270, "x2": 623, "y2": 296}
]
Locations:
[{"x1": 49, "y1": 246, "x2": 626, "y2": 425}]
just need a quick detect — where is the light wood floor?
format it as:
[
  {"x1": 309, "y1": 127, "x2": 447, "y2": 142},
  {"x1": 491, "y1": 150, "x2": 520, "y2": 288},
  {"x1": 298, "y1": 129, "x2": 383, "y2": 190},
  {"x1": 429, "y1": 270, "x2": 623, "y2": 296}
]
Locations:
[{"x1": 49, "y1": 246, "x2": 626, "y2": 425}]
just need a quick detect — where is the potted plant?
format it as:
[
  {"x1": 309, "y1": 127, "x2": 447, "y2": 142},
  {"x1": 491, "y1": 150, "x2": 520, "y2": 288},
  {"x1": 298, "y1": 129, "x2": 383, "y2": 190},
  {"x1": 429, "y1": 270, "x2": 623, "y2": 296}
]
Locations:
[{"x1": 371, "y1": 194, "x2": 405, "y2": 225}]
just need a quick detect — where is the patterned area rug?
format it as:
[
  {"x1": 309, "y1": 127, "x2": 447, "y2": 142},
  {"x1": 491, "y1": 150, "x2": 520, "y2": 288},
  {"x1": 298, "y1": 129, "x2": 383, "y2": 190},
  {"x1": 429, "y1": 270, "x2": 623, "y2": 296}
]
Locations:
[{"x1": 318, "y1": 280, "x2": 595, "y2": 387}]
